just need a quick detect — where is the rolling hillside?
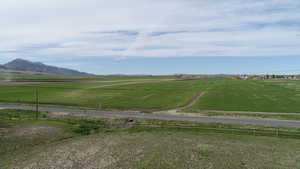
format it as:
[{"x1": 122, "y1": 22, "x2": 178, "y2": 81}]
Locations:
[{"x1": 1, "y1": 59, "x2": 91, "y2": 75}]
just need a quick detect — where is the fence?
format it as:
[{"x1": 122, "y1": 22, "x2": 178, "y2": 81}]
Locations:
[{"x1": 133, "y1": 121, "x2": 300, "y2": 139}]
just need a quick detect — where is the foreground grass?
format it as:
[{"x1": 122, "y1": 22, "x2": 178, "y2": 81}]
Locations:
[
  {"x1": 8, "y1": 130, "x2": 300, "y2": 169},
  {"x1": 1, "y1": 109, "x2": 300, "y2": 169}
]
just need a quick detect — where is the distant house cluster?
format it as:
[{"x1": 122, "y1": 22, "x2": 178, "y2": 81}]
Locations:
[{"x1": 239, "y1": 74, "x2": 297, "y2": 80}]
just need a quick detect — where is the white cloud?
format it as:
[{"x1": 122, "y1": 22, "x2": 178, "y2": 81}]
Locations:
[{"x1": 0, "y1": 0, "x2": 300, "y2": 61}]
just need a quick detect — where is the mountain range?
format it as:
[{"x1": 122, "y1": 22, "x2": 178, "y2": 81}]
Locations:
[{"x1": 0, "y1": 59, "x2": 91, "y2": 75}]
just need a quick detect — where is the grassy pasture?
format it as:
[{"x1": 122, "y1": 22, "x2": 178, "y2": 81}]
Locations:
[
  {"x1": 191, "y1": 80, "x2": 300, "y2": 113},
  {"x1": 0, "y1": 79, "x2": 216, "y2": 109},
  {"x1": 0, "y1": 72, "x2": 173, "y2": 80},
  {"x1": 0, "y1": 78, "x2": 300, "y2": 113},
  {"x1": 264, "y1": 79, "x2": 300, "y2": 92}
]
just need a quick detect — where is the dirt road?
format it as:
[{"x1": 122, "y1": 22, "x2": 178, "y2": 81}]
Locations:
[
  {"x1": 180, "y1": 91, "x2": 206, "y2": 110},
  {"x1": 155, "y1": 91, "x2": 206, "y2": 114},
  {"x1": 1, "y1": 104, "x2": 300, "y2": 128}
]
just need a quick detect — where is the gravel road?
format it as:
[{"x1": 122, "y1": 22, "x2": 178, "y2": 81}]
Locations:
[{"x1": 1, "y1": 104, "x2": 300, "y2": 128}]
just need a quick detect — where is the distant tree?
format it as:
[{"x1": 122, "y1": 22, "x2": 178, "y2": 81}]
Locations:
[
  {"x1": 175, "y1": 74, "x2": 184, "y2": 79},
  {"x1": 266, "y1": 74, "x2": 270, "y2": 79}
]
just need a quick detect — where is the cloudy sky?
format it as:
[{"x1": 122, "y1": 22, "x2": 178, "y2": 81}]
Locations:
[{"x1": 1, "y1": 0, "x2": 300, "y2": 74}]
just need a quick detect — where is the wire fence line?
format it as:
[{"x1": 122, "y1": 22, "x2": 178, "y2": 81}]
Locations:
[{"x1": 133, "y1": 122, "x2": 300, "y2": 139}]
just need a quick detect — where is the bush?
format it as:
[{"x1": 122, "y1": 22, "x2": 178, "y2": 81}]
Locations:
[
  {"x1": 0, "y1": 109, "x2": 46, "y2": 120},
  {"x1": 70, "y1": 120, "x2": 104, "y2": 135}
]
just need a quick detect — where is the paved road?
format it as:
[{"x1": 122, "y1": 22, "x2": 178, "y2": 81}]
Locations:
[{"x1": 1, "y1": 104, "x2": 300, "y2": 128}]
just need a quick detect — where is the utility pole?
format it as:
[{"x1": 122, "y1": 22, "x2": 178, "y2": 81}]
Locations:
[{"x1": 35, "y1": 88, "x2": 39, "y2": 120}]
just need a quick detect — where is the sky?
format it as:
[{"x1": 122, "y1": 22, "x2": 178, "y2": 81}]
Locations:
[{"x1": 0, "y1": 0, "x2": 300, "y2": 74}]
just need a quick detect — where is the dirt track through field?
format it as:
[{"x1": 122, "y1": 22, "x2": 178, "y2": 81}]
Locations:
[
  {"x1": 156, "y1": 91, "x2": 206, "y2": 114},
  {"x1": 180, "y1": 91, "x2": 206, "y2": 110}
]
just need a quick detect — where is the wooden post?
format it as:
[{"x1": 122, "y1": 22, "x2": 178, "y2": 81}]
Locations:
[{"x1": 35, "y1": 88, "x2": 39, "y2": 120}]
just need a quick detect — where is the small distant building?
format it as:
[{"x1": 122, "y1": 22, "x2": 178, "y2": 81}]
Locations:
[
  {"x1": 261, "y1": 74, "x2": 297, "y2": 80},
  {"x1": 239, "y1": 75, "x2": 249, "y2": 80},
  {"x1": 285, "y1": 75, "x2": 296, "y2": 80}
]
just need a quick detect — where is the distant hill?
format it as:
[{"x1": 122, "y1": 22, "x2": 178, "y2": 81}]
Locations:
[{"x1": 1, "y1": 59, "x2": 92, "y2": 75}]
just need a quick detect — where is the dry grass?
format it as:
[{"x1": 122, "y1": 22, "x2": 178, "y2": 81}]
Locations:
[
  {"x1": 7, "y1": 131, "x2": 300, "y2": 169},
  {"x1": 1, "y1": 109, "x2": 300, "y2": 169},
  {"x1": 4, "y1": 125, "x2": 61, "y2": 139}
]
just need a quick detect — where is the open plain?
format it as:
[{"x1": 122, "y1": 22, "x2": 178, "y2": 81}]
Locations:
[{"x1": 1, "y1": 74, "x2": 300, "y2": 169}]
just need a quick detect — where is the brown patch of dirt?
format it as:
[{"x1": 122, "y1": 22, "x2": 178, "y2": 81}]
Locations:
[
  {"x1": 21, "y1": 135, "x2": 121, "y2": 169},
  {"x1": 49, "y1": 111, "x2": 72, "y2": 117},
  {"x1": 5, "y1": 125, "x2": 62, "y2": 139}
]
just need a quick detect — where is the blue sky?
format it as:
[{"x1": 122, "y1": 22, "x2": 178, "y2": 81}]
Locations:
[
  {"x1": 50, "y1": 56, "x2": 300, "y2": 75},
  {"x1": 0, "y1": 0, "x2": 300, "y2": 74}
]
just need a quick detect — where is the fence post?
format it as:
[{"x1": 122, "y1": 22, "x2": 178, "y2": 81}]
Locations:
[{"x1": 35, "y1": 88, "x2": 39, "y2": 120}]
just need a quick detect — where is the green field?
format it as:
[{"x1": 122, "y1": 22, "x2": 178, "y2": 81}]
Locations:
[
  {"x1": 0, "y1": 78, "x2": 300, "y2": 112},
  {"x1": 0, "y1": 72, "x2": 172, "y2": 80},
  {"x1": 191, "y1": 80, "x2": 300, "y2": 113},
  {"x1": 0, "y1": 79, "x2": 211, "y2": 109},
  {"x1": 1, "y1": 109, "x2": 300, "y2": 169}
]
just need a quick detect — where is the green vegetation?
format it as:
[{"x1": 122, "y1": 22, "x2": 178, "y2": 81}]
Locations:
[
  {"x1": 0, "y1": 79, "x2": 214, "y2": 109},
  {"x1": 1, "y1": 109, "x2": 300, "y2": 169},
  {"x1": 191, "y1": 80, "x2": 300, "y2": 113},
  {"x1": 2, "y1": 77, "x2": 300, "y2": 168},
  {"x1": 0, "y1": 78, "x2": 300, "y2": 113},
  {"x1": 0, "y1": 109, "x2": 47, "y2": 120},
  {"x1": 0, "y1": 72, "x2": 172, "y2": 80},
  {"x1": 264, "y1": 79, "x2": 300, "y2": 92}
]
